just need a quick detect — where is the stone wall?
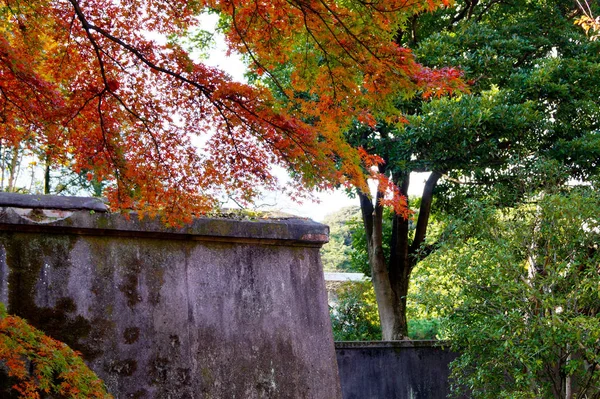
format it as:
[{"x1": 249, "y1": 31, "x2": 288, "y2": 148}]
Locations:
[
  {"x1": 0, "y1": 193, "x2": 341, "y2": 399},
  {"x1": 335, "y1": 341, "x2": 459, "y2": 399}
]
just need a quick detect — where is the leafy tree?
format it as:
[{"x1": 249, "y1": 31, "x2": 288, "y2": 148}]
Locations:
[
  {"x1": 322, "y1": 206, "x2": 441, "y2": 339},
  {"x1": 0, "y1": 0, "x2": 463, "y2": 225},
  {"x1": 416, "y1": 188, "x2": 600, "y2": 398},
  {"x1": 329, "y1": 280, "x2": 441, "y2": 341},
  {"x1": 0, "y1": 303, "x2": 112, "y2": 398},
  {"x1": 0, "y1": 144, "x2": 28, "y2": 193},
  {"x1": 339, "y1": 200, "x2": 444, "y2": 336},
  {"x1": 330, "y1": 281, "x2": 382, "y2": 341},
  {"x1": 245, "y1": 0, "x2": 599, "y2": 340},
  {"x1": 331, "y1": 0, "x2": 600, "y2": 339}
]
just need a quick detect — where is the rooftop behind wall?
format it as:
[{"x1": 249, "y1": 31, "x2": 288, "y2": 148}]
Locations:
[{"x1": 0, "y1": 193, "x2": 341, "y2": 399}]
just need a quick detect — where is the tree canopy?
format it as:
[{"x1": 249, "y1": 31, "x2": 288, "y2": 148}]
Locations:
[
  {"x1": 416, "y1": 188, "x2": 600, "y2": 398},
  {"x1": 0, "y1": 0, "x2": 464, "y2": 224},
  {"x1": 286, "y1": 0, "x2": 600, "y2": 339}
]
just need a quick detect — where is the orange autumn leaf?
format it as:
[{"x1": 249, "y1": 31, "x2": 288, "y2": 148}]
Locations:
[
  {"x1": 0, "y1": 304, "x2": 112, "y2": 398},
  {"x1": 0, "y1": 0, "x2": 466, "y2": 223}
]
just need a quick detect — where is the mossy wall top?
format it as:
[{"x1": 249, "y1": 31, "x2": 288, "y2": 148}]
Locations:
[
  {"x1": 0, "y1": 193, "x2": 329, "y2": 246},
  {"x1": 0, "y1": 193, "x2": 340, "y2": 399}
]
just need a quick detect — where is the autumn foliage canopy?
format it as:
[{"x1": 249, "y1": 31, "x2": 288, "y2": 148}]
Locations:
[{"x1": 0, "y1": 0, "x2": 465, "y2": 224}]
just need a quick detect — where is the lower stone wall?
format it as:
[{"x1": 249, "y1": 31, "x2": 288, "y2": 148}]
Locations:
[
  {"x1": 0, "y1": 194, "x2": 341, "y2": 399},
  {"x1": 335, "y1": 341, "x2": 458, "y2": 399}
]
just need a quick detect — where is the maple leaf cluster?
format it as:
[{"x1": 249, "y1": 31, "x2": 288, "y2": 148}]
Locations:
[
  {"x1": 0, "y1": 0, "x2": 465, "y2": 224},
  {"x1": 0, "y1": 304, "x2": 112, "y2": 398}
]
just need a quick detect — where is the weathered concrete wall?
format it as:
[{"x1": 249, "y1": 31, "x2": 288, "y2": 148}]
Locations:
[
  {"x1": 0, "y1": 193, "x2": 341, "y2": 399},
  {"x1": 335, "y1": 341, "x2": 458, "y2": 399}
]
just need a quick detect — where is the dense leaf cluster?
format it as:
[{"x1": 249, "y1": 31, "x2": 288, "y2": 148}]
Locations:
[
  {"x1": 0, "y1": 0, "x2": 466, "y2": 224},
  {"x1": 416, "y1": 188, "x2": 600, "y2": 398},
  {"x1": 0, "y1": 303, "x2": 112, "y2": 399}
]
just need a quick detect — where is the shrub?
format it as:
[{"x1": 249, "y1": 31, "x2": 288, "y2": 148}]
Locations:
[{"x1": 0, "y1": 303, "x2": 112, "y2": 399}]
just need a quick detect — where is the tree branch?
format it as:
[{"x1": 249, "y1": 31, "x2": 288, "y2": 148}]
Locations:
[
  {"x1": 358, "y1": 190, "x2": 375, "y2": 254},
  {"x1": 389, "y1": 172, "x2": 411, "y2": 283},
  {"x1": 409, "y1": 170, "x2": 443, "y2": 261}
]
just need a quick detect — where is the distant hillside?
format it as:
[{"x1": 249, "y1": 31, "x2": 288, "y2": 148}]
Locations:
[{"x1": 320, "y1": 206, "x2": 361, "y2": 272}]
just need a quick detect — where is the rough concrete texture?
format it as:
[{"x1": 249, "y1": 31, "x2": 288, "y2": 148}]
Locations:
[
  {"x1": 0, "y1": 195, "x2": 328, "y2": 246},
  {"x1": 335, "y1": 341, "x2": 459, "y2": 399},
  {"x1": 0, "y1": 197, "x2": 340, "y2": 399},
  {"x1": 0, "y1": 192, "x2": 108, "y2": 212}
]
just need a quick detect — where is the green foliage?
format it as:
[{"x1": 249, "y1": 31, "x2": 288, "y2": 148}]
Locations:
[
  {"x1": 347, "y1": 207, "x2": 394, "y2": 277},
  {"x1": 0, "y1": 303, "x2": 112, "y2": 398},
  {"x1": 329, "y1": 280, "x2": 441, "y2": 341},
  {"x1": 416, "y1": 188, "x2": 600, "y2": 398},
  {"x1": 330, "y1": 281, "x2": 382, "y2": 341},
  {"x1": 407, "y1": 318, "x2": 441, "y2": 340},
  {"x1": 399, "y1": 0, "x2": 600, "y2": 215},
  {"x1": 320, "y1": 207, "x2": 362, "y2": 272}
]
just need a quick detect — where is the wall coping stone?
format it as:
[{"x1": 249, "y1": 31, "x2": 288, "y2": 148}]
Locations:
[
  {"x1": 0, "y1": 193, "x2": 328, "y2": 247},
  {"x1": 335, "y1": 340, "x2": 451, "y2": 349},
  {"x1": 0, "y1": 192, "x2": 108, "y2": 211}
]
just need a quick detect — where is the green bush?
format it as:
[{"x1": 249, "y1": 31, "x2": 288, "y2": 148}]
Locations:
[
  {"x1": 330, "y1": 281, "x2": 441, "y2": 341},
  {"x1": 330, "y1": 281, "x2": 382, "y2": 341},
  {"x1": 408, "y1": 318, "x2": 441, "y2": 340}
]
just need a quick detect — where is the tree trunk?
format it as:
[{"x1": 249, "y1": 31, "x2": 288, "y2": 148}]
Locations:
[
  {"x1": 359, "y1": 171, "x2": 443, "y2": 340},
  {"x1": 0, "y1": 143, "x2": 5, "y2": 191},
  {"x1": 7, "y1": 146, "x2": 21, "y2": 192},
  {"x1": 44, "y1": 154, "x2": 52, "y2": 195}
]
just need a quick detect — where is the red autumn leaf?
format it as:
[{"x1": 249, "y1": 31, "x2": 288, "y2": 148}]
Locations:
[{"x1": 0, "y1": 0, "x2": 465, "y2": 224}]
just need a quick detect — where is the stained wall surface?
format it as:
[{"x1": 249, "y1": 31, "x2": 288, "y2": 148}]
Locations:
[{"x1": 0, "y1": 193, "x2": 341, "y2": 399}]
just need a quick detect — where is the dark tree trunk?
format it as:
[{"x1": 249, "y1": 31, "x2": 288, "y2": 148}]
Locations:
[
  {"x1": 359, "y1": 171, "x2": 443, "y2": 340},
  {"x1": 44, "y1": 164, "x2": 51, "y2": 195}
]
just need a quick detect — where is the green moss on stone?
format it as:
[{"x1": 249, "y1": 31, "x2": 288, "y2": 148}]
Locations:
[{"x1": 2, "y1": 232, "x2": 104, "y2": 360}]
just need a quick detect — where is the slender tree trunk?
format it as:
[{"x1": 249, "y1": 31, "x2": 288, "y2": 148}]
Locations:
[
  {"x1": 7, "y1": 146, "x2": 20, "y2": 192},
  {"x1": 565, "y1": 351, "x2": 572, "y2": 399},
  {"x1": 360, "y1": 171, "x2": 443, "y2": 340},
  {"x1": 360, "y1": 189, "x2": 408, "y2": 339},
  {"x1": 44, "y1": 155, "x2": 51, "y2": 195},
  {"x1": 0, "y1": 143, "x2": 4, "y2": 191}
]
